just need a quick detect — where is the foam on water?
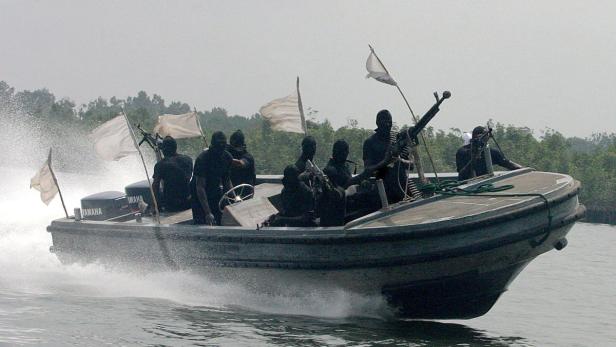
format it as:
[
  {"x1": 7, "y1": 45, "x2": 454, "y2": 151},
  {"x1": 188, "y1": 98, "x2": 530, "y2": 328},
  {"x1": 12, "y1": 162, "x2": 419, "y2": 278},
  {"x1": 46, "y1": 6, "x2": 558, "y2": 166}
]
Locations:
[{"x1": 0, "y1": 109, "x2": 387, "y2": 320}]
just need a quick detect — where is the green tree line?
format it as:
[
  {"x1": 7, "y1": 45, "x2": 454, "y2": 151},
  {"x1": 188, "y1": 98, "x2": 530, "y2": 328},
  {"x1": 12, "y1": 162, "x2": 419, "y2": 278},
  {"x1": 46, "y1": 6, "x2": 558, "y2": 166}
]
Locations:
[{"x1": 1, "y1": 81, "x2": 615, "y2": 209}]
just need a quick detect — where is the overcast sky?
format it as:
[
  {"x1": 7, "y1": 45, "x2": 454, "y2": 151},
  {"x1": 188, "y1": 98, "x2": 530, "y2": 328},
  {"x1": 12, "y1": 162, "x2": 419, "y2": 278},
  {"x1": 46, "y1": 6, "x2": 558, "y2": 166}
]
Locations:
[{"x1": 1, "y1": 0, "x2": 614, "y2": 137}]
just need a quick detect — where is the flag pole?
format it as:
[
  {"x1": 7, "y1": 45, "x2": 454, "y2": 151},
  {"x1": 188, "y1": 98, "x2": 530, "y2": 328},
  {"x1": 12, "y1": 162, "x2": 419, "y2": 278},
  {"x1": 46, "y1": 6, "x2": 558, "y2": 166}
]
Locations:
[
  {"x1": 193, "y1": 106, "x2": 208, "y2": 148},
  {"x1": 47, "y1": 148, "x2": 69, "y2": 219},
  {"x1": 368, "y1": 44, "x2": 439, "y2": 184},
  {"x1": 296, "y1": 76, "x2": 307, "y2": 135},
  {"x1": 121, "y1": 108, "x2": 161, "y2": 223}
]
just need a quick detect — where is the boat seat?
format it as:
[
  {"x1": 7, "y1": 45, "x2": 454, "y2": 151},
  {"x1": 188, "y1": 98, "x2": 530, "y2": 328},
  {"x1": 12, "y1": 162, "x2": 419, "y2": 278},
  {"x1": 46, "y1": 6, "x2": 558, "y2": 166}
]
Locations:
[
  {"x1": 221, "y1": 197, "x2": 279, "y2": 227},
  {"x1": 159, "y1": 209, "x2": 193, "y2": 225}
]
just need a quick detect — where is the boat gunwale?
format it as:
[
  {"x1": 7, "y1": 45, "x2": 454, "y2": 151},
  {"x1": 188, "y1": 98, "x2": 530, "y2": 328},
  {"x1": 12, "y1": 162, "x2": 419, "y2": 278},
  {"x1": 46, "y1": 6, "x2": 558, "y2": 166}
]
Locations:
[
  {"x1": 49, "y1": 205, "x2": 585, "y2": 270},
  {"x1": 47, "y1": 177, "x2": 582, "y2": 245}
]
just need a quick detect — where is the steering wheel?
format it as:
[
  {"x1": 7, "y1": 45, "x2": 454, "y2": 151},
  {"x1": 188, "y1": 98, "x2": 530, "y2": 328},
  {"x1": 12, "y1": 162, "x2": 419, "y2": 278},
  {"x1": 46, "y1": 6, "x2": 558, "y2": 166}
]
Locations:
[{"x1": 218, "y1": 184, "x2": 255, "y2": 212}]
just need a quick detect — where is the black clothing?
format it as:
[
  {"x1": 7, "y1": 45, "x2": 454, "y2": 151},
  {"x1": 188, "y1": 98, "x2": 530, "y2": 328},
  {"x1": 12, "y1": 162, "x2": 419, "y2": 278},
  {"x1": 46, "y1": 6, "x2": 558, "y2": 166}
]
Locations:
[
  {"x1": 456, "y1": 145, "x2": 508, "y2": 181},
  {"x1": 317, "y1": 184, "x2": 346, "y2": 227},
  {"x1": 323, "y1": 159, "x2": 353, "y2": 189},
  {"x1": 295, "y1": 157, "x2": 311, "y2": 173},
  {"x1": 265, "y1": 180, "x2": 315, "y2": 227},
  {"x1": 191, "y1": 149, "x2": 233, "y2": 225},
  {"x1": 153, "y1": 154, "x2": 193, "y2": 212},
  {"x1": 280, "y1": 182, "x2": 313, "y2": 218},
  {"x1": 321, "y1": 159, "x2": 372, "y2": 226},
  {"x1": 227, "y1": 146, "x2": 256, "y2": 186},
  {"x1": 362, "y1": 132, "x2": 391, "y2": 171},
  {"x1": 362, "y1": 132, "x2": 408, "y2": 203}
]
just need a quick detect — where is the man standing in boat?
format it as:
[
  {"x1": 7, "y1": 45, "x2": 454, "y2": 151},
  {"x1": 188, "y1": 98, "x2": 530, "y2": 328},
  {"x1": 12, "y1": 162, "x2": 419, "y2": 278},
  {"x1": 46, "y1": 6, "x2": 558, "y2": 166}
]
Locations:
[
  {"x1": 227, "y1": 130, "x2": 256, "y2": 186},
  {"x1": 456, "y1": 126, "x2": 522, "y2": 181},
  {"x1": 152, "y1": 136, "x2": 193, "y2": 212},
  {"x1": 362, "y1": 110, "x2": 412, "y2": 204},
  {"x1": 191, "y1": 131, "x2": 234, "y2": 225}
]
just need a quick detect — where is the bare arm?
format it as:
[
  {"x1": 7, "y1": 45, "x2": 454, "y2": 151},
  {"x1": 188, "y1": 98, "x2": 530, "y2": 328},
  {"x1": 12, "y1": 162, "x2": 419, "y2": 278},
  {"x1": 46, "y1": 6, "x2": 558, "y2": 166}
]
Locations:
[
  {"x1": 196, "y1": 176, "x2": 215, "y2": 225},
  {"x1": 224, "y1": 177, "x2": 233, "y2": 193},
  {"x1": 231, "y1": 158, "x2": 248, "y2": 168},
  {"x1": 152, "y1": 177, "x2": 162, "y2": 211},
  {"x1": 364, "y1": 148, "x2": 395, "y2": 176},
  {"x1": 501, "y1": 159, "x2": 523, "y2": 171}
]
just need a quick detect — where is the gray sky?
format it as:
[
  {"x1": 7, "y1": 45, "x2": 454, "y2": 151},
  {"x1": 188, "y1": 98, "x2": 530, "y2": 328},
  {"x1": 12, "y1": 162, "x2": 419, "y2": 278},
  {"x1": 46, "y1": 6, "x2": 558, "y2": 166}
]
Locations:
[{"x1": 1, "y1": 0, "x2": 615, "y2": 137}]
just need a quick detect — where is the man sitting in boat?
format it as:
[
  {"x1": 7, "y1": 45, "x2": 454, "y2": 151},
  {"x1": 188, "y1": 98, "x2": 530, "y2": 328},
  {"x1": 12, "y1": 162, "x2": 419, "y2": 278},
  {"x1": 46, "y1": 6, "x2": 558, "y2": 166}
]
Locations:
[
  {"x1": 152, "y1": 136, "x2": 193, "y2": 212},
  {"x1": 227, "y1": 129, "x2": 256, "y2": 186},
  {"x1": 191, "y1": 131, "x2": 234, "y2": 225},
  {"x1": 321, "y1": 140, "x2": 366, "y2": 226},
  {"x1": 295, "y1": 136, "x2": 317, "y2": 173},
  {"x1": 266, "y1": 165, "x2": 315, "y2": 227},
  {"x1": 362, "y1": 110, "x2": 413, "y2": 204},
  {"x1": 456, "y1": 126, "x2": 522, "y2": 181}
]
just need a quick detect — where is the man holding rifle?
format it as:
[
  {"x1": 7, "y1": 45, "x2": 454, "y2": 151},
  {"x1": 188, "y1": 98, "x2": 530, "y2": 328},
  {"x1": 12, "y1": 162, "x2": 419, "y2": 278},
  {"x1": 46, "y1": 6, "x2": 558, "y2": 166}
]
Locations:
[{"x1": 456, "y1": 126, "x2": 522, "y2": 181}]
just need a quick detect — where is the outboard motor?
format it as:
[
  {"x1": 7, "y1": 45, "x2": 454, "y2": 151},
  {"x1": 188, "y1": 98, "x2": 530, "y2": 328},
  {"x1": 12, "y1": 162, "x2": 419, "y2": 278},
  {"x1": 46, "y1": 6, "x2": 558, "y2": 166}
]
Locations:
[
  {"x1": 80, "y1": 191, "x2": 130, "y2": 221},
  {"x1": 125, "y1": 180, "x2": 155, "y2": 212}
]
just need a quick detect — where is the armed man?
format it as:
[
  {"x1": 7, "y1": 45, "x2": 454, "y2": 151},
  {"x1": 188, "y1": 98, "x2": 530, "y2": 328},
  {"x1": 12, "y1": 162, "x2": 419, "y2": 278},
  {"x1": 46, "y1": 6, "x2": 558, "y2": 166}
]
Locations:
[
  {"x1": 191, "y1": 131, "x2": 234, "y2": 225},
  {"x1": 324, "y1": 140, "x2": 366, "y2": 189},
  {"x1": 152, "y1": 136, "x2": 193, "y2": 212},
  {"x1": 295, "y1": 136, "x2": 317, "y2": 173},
  {"x1": 456, "y1": 126, "x2": 522, "y2": 181},
  {"x1": 362, "y1": 91, "x2": 451, "y2": 207},
  {"x1": 227, "y1": 130, "x2": 256, "y2": 186},
  {"x1": 362, "y1": 109, "x2": 412, "y2": 204},
  {"x1": 321, "y1": 140, "x2": 366, "y2": 226}
]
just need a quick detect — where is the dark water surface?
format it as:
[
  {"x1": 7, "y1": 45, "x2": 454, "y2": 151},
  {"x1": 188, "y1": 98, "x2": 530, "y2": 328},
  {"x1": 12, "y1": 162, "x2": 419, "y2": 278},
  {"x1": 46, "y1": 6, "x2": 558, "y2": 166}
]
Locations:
[{"x1": 1, "y1": 168, "x2": 614, "y2": 346}]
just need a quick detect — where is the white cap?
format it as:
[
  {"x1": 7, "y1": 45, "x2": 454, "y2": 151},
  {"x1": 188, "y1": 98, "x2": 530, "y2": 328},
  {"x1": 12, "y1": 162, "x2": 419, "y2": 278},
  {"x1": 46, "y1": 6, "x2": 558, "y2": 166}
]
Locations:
[{"x1": 462, "y1": 132, "x2": 472, "y2": 146}]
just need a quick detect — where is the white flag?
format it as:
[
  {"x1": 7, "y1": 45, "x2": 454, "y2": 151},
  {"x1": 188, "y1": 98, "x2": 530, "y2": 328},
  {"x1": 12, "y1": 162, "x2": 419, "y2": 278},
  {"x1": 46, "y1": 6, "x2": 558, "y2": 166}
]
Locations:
[
  {"x1": 366, "y1": 50, "x2": 397, "y2": 86},
  {"x1": 89, "y1": 114, "x2": 138, "y2": 161},
  {"x1": 259, "y1": 78, "x2": 306, "y2": 134},
  {"x1": 153, "y1": 112, "x2": 203, "y2": 139},
  {"x1": 30, "y1": 149, "x2": 59, "y2": 205}
]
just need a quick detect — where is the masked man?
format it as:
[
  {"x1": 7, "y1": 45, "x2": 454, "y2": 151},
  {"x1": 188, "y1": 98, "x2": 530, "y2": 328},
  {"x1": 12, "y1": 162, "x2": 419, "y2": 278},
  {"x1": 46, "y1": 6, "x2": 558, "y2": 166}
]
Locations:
[
  {"x1": 227, "y1": 129, "x2": 256, "y2": 186},
  {"x1": 191, "y1": 131, "x2": 233, "y2": 225},
  {"x1": 456, "y1": 126, "x2": 522, "y2": 181},
  {"x1": 152, "y1": 136, "x2": 193, "y2": 212}
]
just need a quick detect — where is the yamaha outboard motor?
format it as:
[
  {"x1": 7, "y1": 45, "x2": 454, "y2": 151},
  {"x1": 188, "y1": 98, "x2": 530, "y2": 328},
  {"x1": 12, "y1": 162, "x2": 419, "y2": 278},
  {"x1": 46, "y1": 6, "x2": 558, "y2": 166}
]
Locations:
[
  {"x1": 125, "y1": 180, "x2": 155, "y2": 212},
  {"x1": 80, "y1": 191, "x2": 130, "y2": 221}
]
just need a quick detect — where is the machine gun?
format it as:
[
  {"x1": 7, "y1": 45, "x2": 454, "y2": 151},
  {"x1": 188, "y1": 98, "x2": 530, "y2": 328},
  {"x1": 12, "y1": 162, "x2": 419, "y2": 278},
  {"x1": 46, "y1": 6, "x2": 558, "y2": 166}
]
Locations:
[
  {"x1": 305, "y1": 160, "x2": 335, "y2": 194},
  {"x1": 135, "y1": 124, "x2": 163, "y2": 162},
  {"x1": 392, "y1": 90, "x2": 451, "y2": 155}
]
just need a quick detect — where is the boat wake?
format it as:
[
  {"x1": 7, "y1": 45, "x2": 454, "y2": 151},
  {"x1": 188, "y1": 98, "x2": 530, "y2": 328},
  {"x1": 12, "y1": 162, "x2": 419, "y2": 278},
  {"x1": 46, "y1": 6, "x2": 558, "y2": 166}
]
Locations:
[
  {"x1": 0, "y1": 163, "x2": 388, "y2": 319},
  {"x1": 0, "y1": 107, "x2": 389, "y2": 320}
]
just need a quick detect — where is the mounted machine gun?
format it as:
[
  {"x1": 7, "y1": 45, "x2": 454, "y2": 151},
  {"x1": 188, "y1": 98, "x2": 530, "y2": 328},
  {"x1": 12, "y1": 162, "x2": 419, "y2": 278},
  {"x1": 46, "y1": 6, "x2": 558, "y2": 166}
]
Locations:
[
  {"x1": 392, "y1": 90, "x2": 451, "y2": 157},
  {"x1": 135, "y1": 124, "x2": 163, "y2": 162}
]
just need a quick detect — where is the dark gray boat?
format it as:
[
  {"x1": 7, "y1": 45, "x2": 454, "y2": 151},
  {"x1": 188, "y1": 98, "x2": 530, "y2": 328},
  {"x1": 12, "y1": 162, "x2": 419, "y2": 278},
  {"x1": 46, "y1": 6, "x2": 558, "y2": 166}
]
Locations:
[{"x1": 47, "y1": 167, "x2": 584, "y2": 319}]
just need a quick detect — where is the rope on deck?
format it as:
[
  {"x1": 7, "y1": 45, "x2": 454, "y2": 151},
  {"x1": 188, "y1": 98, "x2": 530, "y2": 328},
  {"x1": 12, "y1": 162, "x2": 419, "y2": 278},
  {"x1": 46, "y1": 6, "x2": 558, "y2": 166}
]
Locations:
[{"x1": 419, "y1": 181, "x2": 553, "y2": 248}]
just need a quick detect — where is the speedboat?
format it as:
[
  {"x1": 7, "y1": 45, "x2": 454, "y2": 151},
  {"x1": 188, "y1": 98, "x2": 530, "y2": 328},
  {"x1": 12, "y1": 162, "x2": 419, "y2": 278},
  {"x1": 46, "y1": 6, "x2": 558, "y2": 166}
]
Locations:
[{"x1": 47, "y1": 167, "x2": 584, "y2": 319}]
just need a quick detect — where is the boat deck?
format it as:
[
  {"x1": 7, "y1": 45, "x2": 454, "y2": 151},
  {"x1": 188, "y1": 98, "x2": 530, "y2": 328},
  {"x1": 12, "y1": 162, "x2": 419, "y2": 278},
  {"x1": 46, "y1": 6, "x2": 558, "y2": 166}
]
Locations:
[
  {"x1": 58, "y1": 169, "x2": 580, "y2": 237},
  {"x1": 351, "y1": 169, "x2": 576, "y2": 229}
]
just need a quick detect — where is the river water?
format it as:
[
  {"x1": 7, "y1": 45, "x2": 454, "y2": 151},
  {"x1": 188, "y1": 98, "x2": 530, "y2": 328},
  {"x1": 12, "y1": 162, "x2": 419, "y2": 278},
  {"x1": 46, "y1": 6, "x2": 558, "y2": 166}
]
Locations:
[{"x1": 0, "y1": 164, "x2": 614, "y2": 347}]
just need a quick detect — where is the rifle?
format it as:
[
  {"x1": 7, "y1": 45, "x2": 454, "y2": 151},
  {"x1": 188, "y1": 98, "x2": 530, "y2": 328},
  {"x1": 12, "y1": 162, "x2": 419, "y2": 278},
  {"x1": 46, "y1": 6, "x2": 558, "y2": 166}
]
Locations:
[
  {"x1": 305, "y1": 160, "x2": 335, "y2": 193},
  {"x1": 135, "y1": 124, "x2": 163, "y2": 162},
  {"x1": 393, "y1": 91, "x2": 451, "y2": 154}
]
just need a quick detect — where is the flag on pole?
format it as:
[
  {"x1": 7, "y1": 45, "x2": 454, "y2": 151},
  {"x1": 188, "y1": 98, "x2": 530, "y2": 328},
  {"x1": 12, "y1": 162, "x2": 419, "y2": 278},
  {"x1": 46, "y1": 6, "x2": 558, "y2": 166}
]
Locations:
[
  {"x1": 30, "y1": 149, "x2": 59, "y2": 205},
  {"x1": 89, "y1": 114, "x2": 139, "y2": 161},
  {"x1": 366, "y1": 48, "x2": 397, "y2": 86},
  {"x1": 153, "y1": 112, "x2": 203, "y2": 139},
  {"x1": 259, "y1": 77, "x2": 307, "y2": 134}
]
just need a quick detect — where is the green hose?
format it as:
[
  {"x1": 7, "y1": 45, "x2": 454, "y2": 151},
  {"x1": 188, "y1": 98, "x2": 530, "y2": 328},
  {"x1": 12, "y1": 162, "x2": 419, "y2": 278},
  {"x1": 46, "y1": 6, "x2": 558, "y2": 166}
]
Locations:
[{"x1": 419, "y1": 178, "x2": 552, "y2": 249}]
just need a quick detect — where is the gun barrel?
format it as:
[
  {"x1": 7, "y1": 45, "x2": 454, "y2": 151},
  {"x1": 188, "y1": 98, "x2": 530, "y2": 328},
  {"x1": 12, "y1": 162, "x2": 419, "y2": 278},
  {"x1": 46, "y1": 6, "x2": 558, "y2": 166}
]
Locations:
[{"x1": 407, "y1": 92, "x2": 450, "y2": 139}]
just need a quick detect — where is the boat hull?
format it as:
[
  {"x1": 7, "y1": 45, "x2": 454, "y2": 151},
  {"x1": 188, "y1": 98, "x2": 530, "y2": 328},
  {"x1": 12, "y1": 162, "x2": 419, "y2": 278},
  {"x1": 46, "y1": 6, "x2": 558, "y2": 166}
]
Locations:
[{"x1": 47, "y1": 170, "x2": 584, "y2": 319}]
